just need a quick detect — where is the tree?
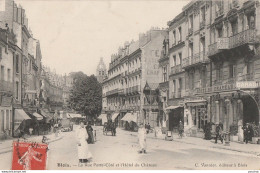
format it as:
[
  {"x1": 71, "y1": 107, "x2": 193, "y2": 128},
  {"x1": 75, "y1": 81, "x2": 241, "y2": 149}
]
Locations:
[{"x1": 68, "y1": 72, "x2": 102, "y2": 120}]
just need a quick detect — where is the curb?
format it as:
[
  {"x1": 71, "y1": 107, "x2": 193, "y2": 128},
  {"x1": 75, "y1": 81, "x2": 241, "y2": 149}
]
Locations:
[
  {"x1": 130, "y1": 132, "x2": 260, "y2": 156},
  {"x1": 0, "y1": 135, "x2": 63, "y2": 155}
]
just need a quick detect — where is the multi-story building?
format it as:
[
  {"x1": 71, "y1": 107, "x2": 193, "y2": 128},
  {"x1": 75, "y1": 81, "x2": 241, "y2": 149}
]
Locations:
[
  {"x1": 62, "y1": 73, "x2": 73, "y2": 109},
  {"x1": 160, "y1": 0, "x2": 260, "y2": 141},
  {"x1": 102, "y1": 28, "x2": 167, "y2": 128},
  {"x1": 96, "y1": 57, "x2": 107, "y2": 83},
  {"x1": 193, "y1": 0, "x2": 260, "y2": 141},
  {"x1": 41, "y1": 66, "x2": 64, "y2": 113},
  {"x1": 0, "y1": 27, "x2": 16, "y2": 139}
]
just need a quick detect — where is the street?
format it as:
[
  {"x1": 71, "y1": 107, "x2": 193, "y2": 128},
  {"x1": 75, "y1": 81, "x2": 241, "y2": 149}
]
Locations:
[{"x1": 0, "y1": 126, "x2": 259, "y2": 170}]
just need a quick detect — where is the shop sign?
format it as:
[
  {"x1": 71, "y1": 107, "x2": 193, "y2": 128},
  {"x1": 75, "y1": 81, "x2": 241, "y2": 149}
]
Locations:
[
  {"x1": 236, "y1": 81, "x2": 260, "y2": 89},
  {"x1": 217, "y1": 38, "x2": 229, "y2": 49},
  {"x1": 1, "y1": 96, "x2": 12, "y2": 107}
]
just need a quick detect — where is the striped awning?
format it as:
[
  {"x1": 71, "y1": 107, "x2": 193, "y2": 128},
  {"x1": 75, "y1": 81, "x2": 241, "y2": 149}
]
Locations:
[
  {"x1": 15, "y1": 109, "x2": 31, "y2": 122},
  {"x1": 121, "y1": 113, "x2": 137, "y2": 123}
]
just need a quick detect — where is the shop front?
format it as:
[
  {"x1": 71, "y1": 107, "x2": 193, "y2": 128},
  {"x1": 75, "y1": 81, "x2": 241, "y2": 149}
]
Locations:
[
  {"x1": 0, "y1": 95, "x2": 13, "y2": 139},
  {"x1": 166, "y1": 105, "x2": 184, "y2": 132},
  {"x1": 196, "y1": 81, "x2": 260, "y2": 142}
]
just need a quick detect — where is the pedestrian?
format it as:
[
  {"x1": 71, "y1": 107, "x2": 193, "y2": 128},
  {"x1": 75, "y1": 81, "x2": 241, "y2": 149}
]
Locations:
[
  {"x1": 76, "y1": 121, "x2": 92, "y2": 163},
  {"x1": 85, "y1": 121, "x2": 94, "y2": 144},
  {"x1": 138, "y1": 123, "x2": 147, "y2": 154},
  {"x1": 178, "y1": 121, "x2": 184, "y2": 138},
  {"x1": 147, "y1": 123, "x2": 151, "y2": 133},
  {"x1": 242, "y1": 123, "x2": 251, "y2": 144},
  {"x1": 215, "y1": 123, "x2": 223, "y2": 144}
]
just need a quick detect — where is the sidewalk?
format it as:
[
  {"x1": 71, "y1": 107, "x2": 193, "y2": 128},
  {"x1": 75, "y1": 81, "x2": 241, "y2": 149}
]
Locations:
[
  {"x1": 128, "y1": 130, "x2": 260, "y2": 156},
  {"x1": 0, "y1": 133, "x2": 64, "y2": 155}
]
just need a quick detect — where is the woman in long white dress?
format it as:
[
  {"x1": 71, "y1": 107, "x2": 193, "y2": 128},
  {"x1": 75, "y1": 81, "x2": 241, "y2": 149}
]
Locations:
[
  {"x1": 76, "y1": 121, "x2": 93, "y2": 163},
  {"x1": 138, "y1": 123, "x2": 147, "y2": 154}
]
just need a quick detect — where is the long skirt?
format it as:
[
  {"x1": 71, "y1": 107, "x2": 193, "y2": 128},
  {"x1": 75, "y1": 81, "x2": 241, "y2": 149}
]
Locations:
[
  {"x1": 139, "y1": 137, "x2": 146, "y2": 150},
  {"x1": 77, "y1": 140, "x2": 93, "y2": 160}
]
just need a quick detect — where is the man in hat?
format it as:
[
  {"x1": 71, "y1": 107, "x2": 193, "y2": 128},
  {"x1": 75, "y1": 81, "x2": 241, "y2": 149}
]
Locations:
[
  {"x1": 178, "y1": 121, "x2": 184, "y2": 139},
  {"x1": 215, "y1": 123, "x2": 223, "y2": 144},
  {"x1": 242, "y1": 123, "x2": 251, "y2": 144},
  {"x1": 138, "y1": 123, "x2": 147, "y2": 154}
]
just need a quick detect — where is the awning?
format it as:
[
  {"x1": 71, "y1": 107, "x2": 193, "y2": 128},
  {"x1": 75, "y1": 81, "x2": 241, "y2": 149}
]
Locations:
[
  {"x1": 40, "y1": 110, "x2": 52, "y2": 118},
  {"x1": 69, "y1": 114, "x2": 82, "y2": 118},
  {"x1": 98, "y1": 114, "x2": 107, "y2": 124},
  {"x1": 98, "y1": 114, "x2": 107, "y2": 119},
  {"x1": 185, "y1": 99, "x2": 207, "y2": 106},
  {"x1": 33, "y1": 112, "x2": 43, "y2": 120},
  {"x1": 111, "y1": 113, "x2": 119, "y2": 121},
  {"x1": 121, "y1": 113, "x2": 137, "y2": 123},
  {"x1": 15, "y1": 109, "x2": 31, "y2": 122},
  {"x1": 166, "y1": 105, "x2": 182, "y2": 110}
]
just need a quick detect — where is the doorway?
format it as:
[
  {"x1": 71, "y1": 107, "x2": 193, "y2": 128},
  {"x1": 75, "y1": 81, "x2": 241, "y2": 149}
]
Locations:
[{"x1": 242, "y1": 96, "x2": 259, "y2": 125}]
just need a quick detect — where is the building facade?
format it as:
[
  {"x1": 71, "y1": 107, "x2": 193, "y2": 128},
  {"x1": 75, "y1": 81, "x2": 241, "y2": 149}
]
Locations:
[
  {"x1": 102, "y1": 28, "x2": 167, "y2": 128},
  {"x1": 158, "y1": 0, "x2": 260, "y2": 140}
]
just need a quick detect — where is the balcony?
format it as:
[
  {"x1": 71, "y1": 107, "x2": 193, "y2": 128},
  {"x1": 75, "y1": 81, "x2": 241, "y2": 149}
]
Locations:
[
  {"x1": 239, "y1": 73, "x2": 254, "y2": 81},
  {"x1": 182, "y1": 52, "x2": 209, "y2": 68},
  {"x1": 208, "y1": 29, "x2": 257, "y2": 57},
  {"x1": 106, "y1": 89, "x2": 119, "y2": 96},
  {"x1": 159, "y1": 81, "x2": 169, "y2": 89},
  {"x1": 170, "y1": 64, "x2": 183, "y2": 75},
  {"x1": 0, "y1": 80, "x2": 13, "y2": 93},
  {"x1": 229, "y1": 29, "x2": 256, "y2": 49}
]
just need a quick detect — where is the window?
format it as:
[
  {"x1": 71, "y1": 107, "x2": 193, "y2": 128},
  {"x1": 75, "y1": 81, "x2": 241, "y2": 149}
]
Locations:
[
  {"x1": 7, "y1": 69, "x2": 11, "y2": 82},
  {"x1": 179, "y1": 78, "x2": 182, "y2": 90},
  {"x1": 178, "y1": 27, "x2": 182, "y2": 42},
  {"x1": 99, "y1": 71, "x2": 101, "y2": 75},
  {"x1": 163, "y1": 66, "x2": 167, "y2": 82},
  {"x1": 189, "y1": 15, "x2": 193, "y2": 30},
  {"x1": 201, "y1": 6, "x2": 206, "y2": 21},
  {"x1": 173, "y1": 30, "x2": 176, "y2": 45},
  {"x1": 6, "y1": 110, "x2": 9, "y2": 130},
  {"x1": 229, "y1": 64, "x2": 236, "y2": 78},
  {"x1": 1, "y1": 65, "x2": 4, "y2": 80},
  {"x1": 189, "y1": 44, "x2": 193, "y2": 57},
  {"x1": 16, "y1": 81, "x2": 19, "y2": 99},
  {"x1": 216, "y1": 64, "x2": 223, "y2": 82},
  {"x1": 0, "y1": 110, "x2": 4, "y2": 132},
  {"x1": 16, "y1": 55, "x2": 19, "y2": 73},
  {"x1": 231, "y1": 19, "x2": 238, "y2": 35},
  {"x1": 172, "y1": 80, "x2": 176, "y2": 98},
  {"x1": 173, "y1": 56, "x2": 176, "y2": 66},
  {"x1": 217, "y1": 27, "x2": 223, "y2": 38},
  {"x1": 179, "y1": 53, "x2": 182, "y2": 65},
  {"x1": 0, "y1": 47, "x2": 2, "y2": 59},
  {"x1": 248, "y1": 15, "x2": 255, "y2": 29}
]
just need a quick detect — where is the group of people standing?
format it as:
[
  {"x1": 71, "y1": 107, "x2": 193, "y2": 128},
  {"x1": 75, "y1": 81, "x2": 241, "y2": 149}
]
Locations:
[{"x1": 215, "y1": 123, "x2": 254, "y2": 144}]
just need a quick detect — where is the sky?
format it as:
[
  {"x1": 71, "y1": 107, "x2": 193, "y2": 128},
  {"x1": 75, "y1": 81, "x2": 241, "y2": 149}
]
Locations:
[{"x1": 16, "y1": 0, "x2": 189, "y2": 76}]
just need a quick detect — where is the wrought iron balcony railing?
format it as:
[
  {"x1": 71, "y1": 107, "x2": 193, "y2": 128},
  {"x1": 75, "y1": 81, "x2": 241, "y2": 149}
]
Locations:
[
  {"x1": 229, "y1": 29, "x2": 256, "y2": 49},
  {"x1": 208, "y1": 29, "x2": 257, "y2": 57},
  {"x1": 239, "y1": 73, "x2": 254, "y2": 81},
  {"x1": 170, "y1": 64, "x2": 183, "y2": 75},
  {"x1": 182, "y1": 52, "x2": 208, "y2": 68}
]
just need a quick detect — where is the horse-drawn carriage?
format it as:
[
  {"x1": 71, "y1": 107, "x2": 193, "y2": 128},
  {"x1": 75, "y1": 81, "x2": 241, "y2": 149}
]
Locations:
[{"x1": 103, "y1": 120, "x2": 116, "y2": 136}]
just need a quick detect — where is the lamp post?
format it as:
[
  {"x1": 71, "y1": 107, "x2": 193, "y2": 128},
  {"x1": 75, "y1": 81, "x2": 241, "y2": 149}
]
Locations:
[{"x1": 224, "y1": 98, "x2": 231, "y2": 146}]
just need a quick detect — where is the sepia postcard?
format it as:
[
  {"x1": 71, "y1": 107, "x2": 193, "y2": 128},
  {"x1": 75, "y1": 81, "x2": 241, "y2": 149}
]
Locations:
[{"x1": 0, "y1": 0, "x2": 260, "y2": 171}]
